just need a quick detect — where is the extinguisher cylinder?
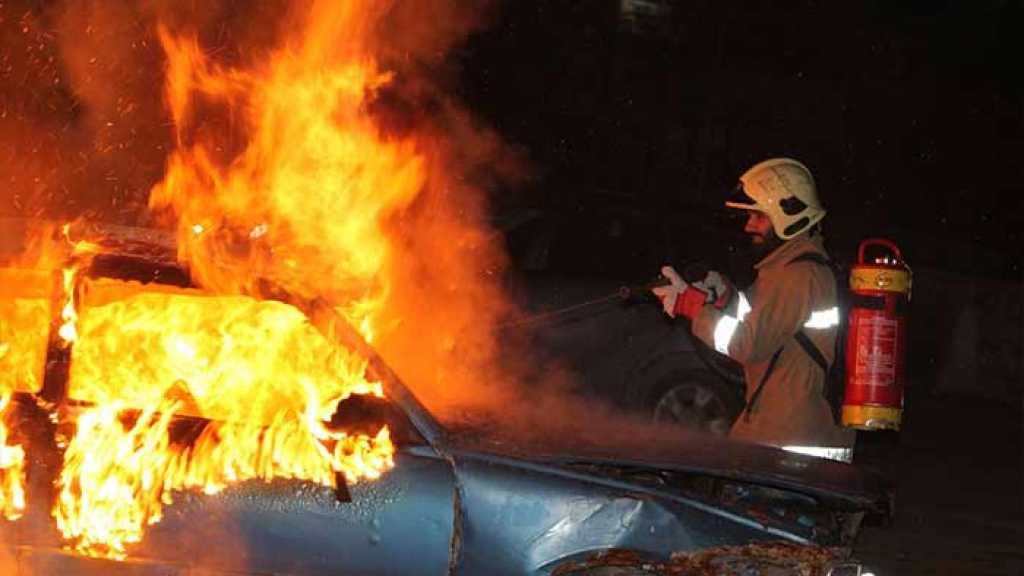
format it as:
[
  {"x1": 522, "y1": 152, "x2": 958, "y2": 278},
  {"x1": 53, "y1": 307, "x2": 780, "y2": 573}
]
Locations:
[{"x1": 842, "y1": 238, "x2": 911, "y2": 431}]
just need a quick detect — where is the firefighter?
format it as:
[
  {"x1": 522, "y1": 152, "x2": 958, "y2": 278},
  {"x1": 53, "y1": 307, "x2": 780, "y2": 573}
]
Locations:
[{"x1": 652, "y1": 158, "x2": 854, "y2": 462}]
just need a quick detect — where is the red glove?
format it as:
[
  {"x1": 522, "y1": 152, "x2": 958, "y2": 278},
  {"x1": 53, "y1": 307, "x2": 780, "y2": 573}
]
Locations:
[
  {"x1": 652, "y1": 266, "x2": 707, "y2": 320},
  {"x1": 674, "y1": 284, "x2": 708, "y2": 319},
  {"x1": 694, "y1": 271, "x2": 733, "y2": 310}
]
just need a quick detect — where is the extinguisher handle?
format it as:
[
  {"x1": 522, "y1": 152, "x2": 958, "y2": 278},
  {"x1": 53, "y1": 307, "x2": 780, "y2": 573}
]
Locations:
[{"x1": 858, "y1": 238, "x2": 903, "y2": 265}]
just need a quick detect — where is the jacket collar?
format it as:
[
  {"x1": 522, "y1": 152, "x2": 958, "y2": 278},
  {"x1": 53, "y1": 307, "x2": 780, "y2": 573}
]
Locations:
[{"x1": 754, "y1": 232, "x2": 825, "y2": 270}]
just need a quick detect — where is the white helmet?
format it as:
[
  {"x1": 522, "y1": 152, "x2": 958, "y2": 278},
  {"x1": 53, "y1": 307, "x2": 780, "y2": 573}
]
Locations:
[{"x1": 726, "y1": 157, "x2": 825, "y2": 240}]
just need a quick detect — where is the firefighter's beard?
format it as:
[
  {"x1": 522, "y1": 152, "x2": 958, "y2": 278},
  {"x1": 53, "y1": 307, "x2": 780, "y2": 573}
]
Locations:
[{"x1": 747, "y1": 229, "x2": 783, "y2": 261}]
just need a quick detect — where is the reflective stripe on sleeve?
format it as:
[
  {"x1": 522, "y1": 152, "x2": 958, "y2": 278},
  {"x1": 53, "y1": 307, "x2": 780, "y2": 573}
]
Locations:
[
  {"x1": 713, "y1": 316, "x2": 739, "y2": 354},
  {"x1": 782, "y1": 445, "x2": 853, "y2": 463},
  {"x1": 712, "y1": 292, "x2": 750, "y2": 355},
  {"x1": 737, "y1": 292, "x2": 752, "y2": 320},
  {"x1": 803, "y1": 306, "x2": 839, "y2": 329}
]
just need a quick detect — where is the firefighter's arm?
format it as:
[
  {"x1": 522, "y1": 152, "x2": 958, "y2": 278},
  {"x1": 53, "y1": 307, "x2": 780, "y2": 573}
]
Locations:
[{"x1": 691, "y1": 266, "x2": 815, "y2": 364}]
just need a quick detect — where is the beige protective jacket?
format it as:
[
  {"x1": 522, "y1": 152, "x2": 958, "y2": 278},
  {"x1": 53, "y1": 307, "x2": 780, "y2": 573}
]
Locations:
[{"x1": 692, "y1": 233, "x2": 855, "y2": 450}]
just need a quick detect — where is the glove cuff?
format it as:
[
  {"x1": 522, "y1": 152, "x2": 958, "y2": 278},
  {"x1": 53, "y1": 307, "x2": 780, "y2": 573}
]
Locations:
[
  {"x1": 674, "y1": 286, "x2": 707, "y2": 319},
  {"x1": 712, "y1": 287, "x2": 732, "y2": 310}
]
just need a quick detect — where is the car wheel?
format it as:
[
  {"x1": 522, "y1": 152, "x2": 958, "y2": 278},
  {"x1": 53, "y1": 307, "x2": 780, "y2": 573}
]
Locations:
[{"x1": 647, "y1": 370, "x2": 742, "y2": 436}]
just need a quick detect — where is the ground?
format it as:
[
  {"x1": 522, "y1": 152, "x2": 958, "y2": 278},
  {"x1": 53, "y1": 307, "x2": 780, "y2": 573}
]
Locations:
[{"x1": 852, "y1": 388, "x2": 1024, "y2": 575}]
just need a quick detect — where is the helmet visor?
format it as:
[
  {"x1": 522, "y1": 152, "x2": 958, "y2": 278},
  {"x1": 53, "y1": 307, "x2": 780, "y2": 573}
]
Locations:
[{"x1": 724, "y1": 181, "x2": 760, "y2": 211}]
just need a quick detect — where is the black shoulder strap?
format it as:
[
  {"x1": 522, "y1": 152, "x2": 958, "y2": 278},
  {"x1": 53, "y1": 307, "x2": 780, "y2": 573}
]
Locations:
[
  {"x1": 794, "y1": 330, "x2": 828, "y2": 372},
  {"x1": 741, "y1": 346, "x2": 784, "y2": 422}
]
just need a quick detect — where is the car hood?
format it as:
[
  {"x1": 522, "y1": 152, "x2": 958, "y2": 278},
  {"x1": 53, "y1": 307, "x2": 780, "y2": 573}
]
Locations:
[{"x1": 442, "y1": 420, "x2": 890, "y2": 514}]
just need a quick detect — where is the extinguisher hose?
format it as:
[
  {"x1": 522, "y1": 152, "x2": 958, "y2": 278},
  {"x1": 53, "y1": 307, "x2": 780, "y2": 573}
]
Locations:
[{"x1": 496, "y1": 279, "x2": 668, "y2": 330}]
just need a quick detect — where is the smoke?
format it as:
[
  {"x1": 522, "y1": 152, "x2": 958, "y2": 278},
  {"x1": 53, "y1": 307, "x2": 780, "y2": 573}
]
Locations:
[
  {"x1": 0, "y1": 1, "x2": 161, "y2": 221},
  {"x1": 0, "y1": 0, "x2": 316, "y2": 223},
  {"x1": 0, "y1": 541, "x2": 20, "y2": 575}
]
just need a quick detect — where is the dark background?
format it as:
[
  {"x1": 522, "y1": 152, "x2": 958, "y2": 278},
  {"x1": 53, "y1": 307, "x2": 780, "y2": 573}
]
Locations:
[{"x1": 458, "y1": 0, "x2": 1023, "y2": 283}]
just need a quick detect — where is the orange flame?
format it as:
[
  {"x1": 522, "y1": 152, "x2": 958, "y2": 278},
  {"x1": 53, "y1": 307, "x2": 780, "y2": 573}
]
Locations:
[
  {"x1": 54, "y1": 5, "x2": 429, "y2": 555},
  {"x1": 52, "y1": 279, "x2": 394, "y2": 558},
  {"x1": 150, "y1": 13, "x2": 423, "y2": 331},
  {"x1": 0, "y1": 267, "x2": 50, "y2": 523},
  {"x1": 0, "y1": 267, "x2": 52, "y2": 395},
  {"x1": 58, "y1": 222, "x2": 103, "y2": 345},
  {"x1": 0, "y1": 393, "x2": 26, "y2": 521},
  {"x1": 58, "y1": 266, "x2": 79, "y2": 344},
  {"x1": 53, "y1": 2, "x2": 423, "y2": 556}
]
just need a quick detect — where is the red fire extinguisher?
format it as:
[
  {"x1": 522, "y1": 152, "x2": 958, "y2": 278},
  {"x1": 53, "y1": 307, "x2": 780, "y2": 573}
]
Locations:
[{"x1": 843, "y1": 238, "x2": 910, "y2": 431}]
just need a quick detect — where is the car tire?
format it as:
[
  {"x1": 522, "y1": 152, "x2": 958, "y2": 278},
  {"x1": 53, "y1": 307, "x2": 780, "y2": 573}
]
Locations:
[{"x1": 645, "y1": 368, "x2": 744, "y2": 436}]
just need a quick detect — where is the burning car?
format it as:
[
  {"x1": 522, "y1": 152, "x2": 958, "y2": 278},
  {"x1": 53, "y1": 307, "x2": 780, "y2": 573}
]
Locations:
[
  {"x1": 0, "y1": 222, "x2": 889, "y2": 575},
  {"x1": 0, "y1": 0, "x2": 896, "y2": 572}
]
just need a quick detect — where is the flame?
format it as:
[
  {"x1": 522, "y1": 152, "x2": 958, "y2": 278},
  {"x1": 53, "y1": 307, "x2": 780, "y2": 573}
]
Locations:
[
  {"x1": 0, "y1": 267, "x2": 49, "y2": 523},
  {"x1": 51, "y1": 3, "x2": 418, "y2": 554},
  {"x1": 0, "y1": 268, "x2": 52, "y2": 394},
  {"x1": 58, "y1": 266, "x2": 79, "y2": 344},
  {"x1": 61, "y1": 223, "x2": 103, "y2": 257},
  {"x1": 58, "y1": 223, "x2": 105, "y2": 346},
  {"x1": 52, "y1": 278, "x2": 394, "y2": 558},
  {"x1": 150, "y1": 11, "x2": 423, "y2": 332},
  {"x1": 0, "y1": 393, "x2": 26, "y2": 521},
  {"x1": 52, "y1": 5, "x2": 424, "y2": 555}
]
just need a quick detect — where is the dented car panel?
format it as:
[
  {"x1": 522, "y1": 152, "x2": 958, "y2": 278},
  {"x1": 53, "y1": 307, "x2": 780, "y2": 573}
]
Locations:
[{"x1": 448, "y1": 453, "x2": 813, "y2": 575}]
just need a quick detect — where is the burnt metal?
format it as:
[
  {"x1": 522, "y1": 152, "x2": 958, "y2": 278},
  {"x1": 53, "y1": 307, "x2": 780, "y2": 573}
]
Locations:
[
  {"x1": 333, "y1": 472, "x2": 352, "y2": 503},
  {"x1": 553, "y1": 542, "x2": 842, "y2": 576},
  {"x1": 86, "y1": 254, "x2": 192, "y2": 287}
]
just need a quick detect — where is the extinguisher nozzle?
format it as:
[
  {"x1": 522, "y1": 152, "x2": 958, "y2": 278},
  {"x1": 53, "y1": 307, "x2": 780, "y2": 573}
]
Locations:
[{"x1": 619, "y1": 279, "x2": 669, "y2": 302}]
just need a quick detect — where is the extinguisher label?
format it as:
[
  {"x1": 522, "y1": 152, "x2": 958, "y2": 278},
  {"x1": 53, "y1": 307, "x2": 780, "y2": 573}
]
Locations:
[{"x1": 854, "y1": 315, "x2": 897, "y2": 387}]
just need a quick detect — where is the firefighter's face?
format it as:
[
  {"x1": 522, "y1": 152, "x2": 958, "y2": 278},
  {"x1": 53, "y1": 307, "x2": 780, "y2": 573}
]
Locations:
[{"x1": 744, "y1": 210, "x2": 775, "y2": 244}]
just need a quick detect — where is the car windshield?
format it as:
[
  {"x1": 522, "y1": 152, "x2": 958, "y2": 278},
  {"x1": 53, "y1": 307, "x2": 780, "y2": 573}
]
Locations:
[{"x1": 67, "y1": 272, "x2": 433, "y2": 446}]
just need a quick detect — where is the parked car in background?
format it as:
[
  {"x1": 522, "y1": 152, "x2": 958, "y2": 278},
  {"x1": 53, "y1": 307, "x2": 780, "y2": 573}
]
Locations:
[{"x1": 0, "y1": 221, "x2": 889, "y2": 575}]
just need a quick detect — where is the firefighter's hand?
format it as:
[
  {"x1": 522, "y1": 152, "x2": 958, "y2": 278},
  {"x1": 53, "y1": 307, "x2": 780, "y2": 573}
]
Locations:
[
  {"x1": 652, "y1": 265, "x2": 707, "y2": 319},
  {"x1": 692, "y1": 270, "x2": 733, "y2": 310}
]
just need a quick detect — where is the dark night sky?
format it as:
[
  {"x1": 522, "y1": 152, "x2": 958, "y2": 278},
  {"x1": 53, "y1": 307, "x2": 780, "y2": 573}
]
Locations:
[{"x1": 457, "y1": 0, "x2": 1023, "y2": 281}]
